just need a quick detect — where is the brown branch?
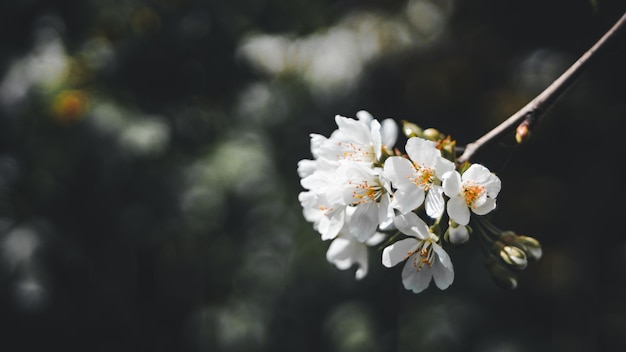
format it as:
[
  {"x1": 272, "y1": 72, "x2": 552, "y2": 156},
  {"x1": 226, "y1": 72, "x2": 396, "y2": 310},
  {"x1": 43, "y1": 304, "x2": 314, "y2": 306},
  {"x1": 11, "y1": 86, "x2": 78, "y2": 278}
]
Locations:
[{"x1": 457, "y1": 10, "x2": 626, "y2": 165}]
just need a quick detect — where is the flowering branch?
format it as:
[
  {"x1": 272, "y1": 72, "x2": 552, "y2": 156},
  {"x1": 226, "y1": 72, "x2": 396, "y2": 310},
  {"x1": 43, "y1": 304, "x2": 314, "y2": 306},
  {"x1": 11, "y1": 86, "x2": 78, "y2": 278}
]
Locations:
[
  {"x1": 457, "y1": 10, "x2": 626, "y2": 165},
  {"x1": 297, "y1": 11, "x2": 626, "y2": 294}
]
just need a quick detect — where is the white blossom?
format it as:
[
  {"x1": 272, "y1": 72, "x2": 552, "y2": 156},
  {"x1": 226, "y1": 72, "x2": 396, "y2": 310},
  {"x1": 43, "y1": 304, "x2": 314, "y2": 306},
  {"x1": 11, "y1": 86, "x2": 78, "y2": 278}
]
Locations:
[
  {"x1": 447, "y1": 221, "x2": 470, "y2": 244},
  {"x1": 383, "y1": 137, "x2": 454, "y2": 218},
  {"x1": 442, "y1": 164, "x2": 501, "y2": 226},
  {"x1": 326, "y1": 226, "x2": 386, "y2": 280},
  {"x1": 382, "y1": 212, "x2": 454, "y2": 293},
  {"x1": 338, "y1": 162, "x2": 394, "y2": 242},
  {"x1": 316, "y1": 111, "x2": 397, "y2": 166}
]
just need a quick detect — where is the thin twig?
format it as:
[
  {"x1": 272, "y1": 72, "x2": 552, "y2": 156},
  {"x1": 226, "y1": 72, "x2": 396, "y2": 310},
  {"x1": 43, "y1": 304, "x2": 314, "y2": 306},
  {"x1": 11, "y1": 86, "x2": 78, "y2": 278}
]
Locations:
[{"x1": 457, "y1": 11, "x2": 626, "y2": 165}]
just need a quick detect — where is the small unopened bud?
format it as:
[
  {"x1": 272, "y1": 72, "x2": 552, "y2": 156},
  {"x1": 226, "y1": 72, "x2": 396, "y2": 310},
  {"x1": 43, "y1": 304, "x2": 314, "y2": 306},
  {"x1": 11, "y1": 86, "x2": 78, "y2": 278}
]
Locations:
[
  {"x1": 517, "y1": 235, "x2": 542, "y2": 261},
  {"x1": 484, "y1": 257, "x2": 518, "y2": 290},
  {"x1": 499, "y1": 245, "x2": 528, "y2": 270},
  {"x1": 402, "y1": 120, "x2": 423, "y2": 138},
  {"x1": 446, "y1": 221, "x2": 470, "y2": 244},
  {"x1": 499, "y1": 231, "x2": 518, "y2": 244},
  {"x1": 515, "y1": 122, "x2": 530, "y2": 144},
  {"x1": 439, "y1": 138, "x2": 457, "y2": 161},
  {"x1": 515, "y1": 113, "x2": 536, "y2": 144},
  {"x1": 422, "y1": 128, "x2": 440, "y2": 141},
  {"x1": 499, "y1": 231, "x2": 542, "y2": 262}
]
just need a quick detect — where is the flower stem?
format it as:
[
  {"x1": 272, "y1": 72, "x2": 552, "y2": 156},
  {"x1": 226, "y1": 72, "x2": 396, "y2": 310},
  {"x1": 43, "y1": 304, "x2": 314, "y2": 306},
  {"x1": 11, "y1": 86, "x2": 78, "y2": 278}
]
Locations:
[{"x1": 457, "y1": 11, "x2": 626, "y2": 165}]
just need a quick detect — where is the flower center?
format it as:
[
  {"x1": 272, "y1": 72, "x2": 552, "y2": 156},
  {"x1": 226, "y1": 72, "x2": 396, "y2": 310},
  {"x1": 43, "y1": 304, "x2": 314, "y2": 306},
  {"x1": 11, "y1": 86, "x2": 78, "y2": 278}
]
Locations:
[
  {"x1": 337, "y1": 141, "x2": 374, "y2": 163},
  {"x1": 410, "y1": 163, "x2": 435, "y2": 190},
  {"x1": 407, "y1": 236, "x2": 438, "y2": 271},
  {"x1": 462, "y1": 181, "x2": 485, "y2": 208},
  {"x1": 349, "y1": 179, "x2": 383, "y2": 205},
  {"x1": 318, "y1": 205, "x2": 334, "y2": 216}
]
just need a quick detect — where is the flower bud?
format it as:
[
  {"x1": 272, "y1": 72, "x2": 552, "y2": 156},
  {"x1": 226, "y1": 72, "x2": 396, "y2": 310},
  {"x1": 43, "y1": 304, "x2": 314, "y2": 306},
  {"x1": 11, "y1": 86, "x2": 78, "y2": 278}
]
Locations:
[
  {"x1": 498, "y1": 244, "x2": 528, "y2": 270},
  {"x1": 439, "y1": 138, "x2": 457, "y2": 162},
  {"x1": 499, "y1": 231, "x2": 518, "y2": 244},
  {"x1": 422, "y1": 128, "x2": 440, "y2": 141},
  {"x1": 515, "y1": 122, "x2": 531, "y2": 144},
  {"x1": 517, "y1": 235, "x2": 542, "y2": 261},
  {"x1": 402, "y1": 120, "x2": 423, "y2": 138},
  {"x1": 484, "y1": 257, "x2": 518, "y2": 290},
  {"x1": 446, "y1": 221, "x2": 470, "y2": 244},
  {"x1": 499, "y1": 231, "x2": 542, "y2": 262}
]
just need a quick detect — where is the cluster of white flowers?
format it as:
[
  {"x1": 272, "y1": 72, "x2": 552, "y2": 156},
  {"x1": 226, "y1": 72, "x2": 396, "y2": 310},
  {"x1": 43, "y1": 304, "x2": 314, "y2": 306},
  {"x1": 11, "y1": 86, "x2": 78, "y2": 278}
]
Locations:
[{"x1": 298, "y1": 110, "x2": 504, "y2": 293}]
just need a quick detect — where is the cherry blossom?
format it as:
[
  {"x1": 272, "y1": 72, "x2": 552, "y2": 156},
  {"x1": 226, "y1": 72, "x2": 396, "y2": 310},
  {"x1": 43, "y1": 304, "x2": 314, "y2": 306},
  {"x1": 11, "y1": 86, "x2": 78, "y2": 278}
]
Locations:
[
  {"x1": 442, "y1": 164, "x2": 501, "y2": 226},
  {"x1": 383, "y1": 137, "x2": 454, "y2": 218},
  {"x1": 382, "y1": 212, "x2": 454, "y2": 293}
]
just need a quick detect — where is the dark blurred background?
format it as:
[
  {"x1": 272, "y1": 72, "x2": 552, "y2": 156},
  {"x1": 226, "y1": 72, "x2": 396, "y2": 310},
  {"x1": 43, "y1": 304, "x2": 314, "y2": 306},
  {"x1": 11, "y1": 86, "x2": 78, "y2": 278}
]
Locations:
[{"x1": 0, "y1": 0, "x2": 625, "y2": 351}]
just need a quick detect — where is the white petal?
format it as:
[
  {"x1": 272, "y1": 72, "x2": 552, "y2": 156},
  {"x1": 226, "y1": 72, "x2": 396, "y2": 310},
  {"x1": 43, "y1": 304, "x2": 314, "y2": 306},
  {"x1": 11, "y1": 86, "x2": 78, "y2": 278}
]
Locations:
[
  {"x1": 349, "y1": 203, "x2": 379, "y2": 242},
  {"x1": 377, "y1": 194, "x2": 394, "y2": 227},
  {"x1": 472, "y1": 197, "x2": 496, "y2": 215},
  {"x1": 405, "y1": 137, "x2": 438, "y2": 165},
  {"x1": 365, "y1": 232, "x2": 387, "y2": 246},
  {"x1": 383, "y1": 157, "x2": 414, "y2": 188},
  {"x1": 391, "y1": 187, "x2": 424, "y2": 214},
  {"x1": 484, "y1": 174, "x2": 502, "y2": 196},
  {"x1": 370, "y1": 119, "x2": 383, "y2": 160},
  {"x1": 300, "y1": 170, "x2": 334, "y2": 191},
  {"x1": 425, "y1": 186, "x2": 445, "y2": 219},
  {"x1": 447, "y1": 197, "x2": 470, "y2": 225},
  {"x1": 328, "y1": 240, "x2": 369, "y2": 280},
  {"x1": 380, "y1": 118, "x2": 398, "y2": 148},
  {"x1": 448, "y1": 224, "x2": 469, "y2": 244},
  {"x1": 401, "y1": 258, "x2": 433, "y2": 293},
  {"x1": 442, "y1": 170, "x2": 461, "y2": 197},
  {"x1": 326, "y1": 237, "x2": 353, "y2": 268},
  {"x1": 297, "y1": 159, "x2": 316, "y2": 178},
  {"x1": 382, "y1": 238, "x2": 418, "y2": 267},
  {"x1": 355, "y1": 265, "x2": 368, "y2": 280},
  {"x1": 318, "y1": 210, "x2": 345, "y2": 240},
  {"x1": 434, "y1": 157, "x2": 454, "y2": 178},
  {"x1": 356, "y1": 110, "x2": 373, "y2": 123},
  {"x1": 326, "y1": 235, "x2": 369, "y2": 280},
  {"x1": 431, "y1": 245, "x2": 454, "y2": 290},
  {"x1": 309, "y1": 133, "x2": 328, "y2": 157},
  {"x1": 462, "y1": 164, "x2": 491, "y2": 183},
  {"x1": 393, "y1": 212, "x2": 430, "y2": 239},
  {"x1": 433, "y1": 244, "x2": 453, "y2": 270},
  {"x1": 335, "y1": 115, "x2": 371, "y2": 146}
]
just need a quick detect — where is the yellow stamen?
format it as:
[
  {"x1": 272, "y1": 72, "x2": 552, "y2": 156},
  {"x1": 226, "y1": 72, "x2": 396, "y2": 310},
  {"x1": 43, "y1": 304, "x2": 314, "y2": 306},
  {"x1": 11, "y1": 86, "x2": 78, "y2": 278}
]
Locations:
[
  {"x1": 409, "y1": 163, "x2": 435, "y2": 190},
  {"x1": 462, "y1": 181, "x2": 485, "y2": 208},
  {"x1": 337, "y1": 141, "x2": 373, "y2": 162}
]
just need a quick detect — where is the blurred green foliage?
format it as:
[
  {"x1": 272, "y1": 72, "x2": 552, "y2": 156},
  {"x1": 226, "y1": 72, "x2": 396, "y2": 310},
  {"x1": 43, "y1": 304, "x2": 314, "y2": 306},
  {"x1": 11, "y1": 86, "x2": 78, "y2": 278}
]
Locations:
[{"x1": 0, "y1": 0, "x2": 625, "y2": 351}]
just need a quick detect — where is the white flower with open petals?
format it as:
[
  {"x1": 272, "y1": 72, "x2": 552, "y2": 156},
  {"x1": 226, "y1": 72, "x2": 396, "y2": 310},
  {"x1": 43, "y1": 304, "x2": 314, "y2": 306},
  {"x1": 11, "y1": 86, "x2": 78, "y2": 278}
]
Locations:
[
  {"x1": 442, "y1": 164, "x2": 502, "y2": 226},
  {"x1": 339, "y1": 162, "x2": 394, "y2": 242},
  {"x1": 326, "y1": 226, "x2": 386, "y2": 280},
  {"x1": 383, "y1": 137, "x2": 455, "y2": 218},
  {"x1": 317, "y1": 111, "x2": 397, "y2": 166},
  {"x1": 298, "y1": 190, "x2": 346, "y2": 240},
  {"x1": 382, "y1": 212, "x2": 454, "y2": 293}
]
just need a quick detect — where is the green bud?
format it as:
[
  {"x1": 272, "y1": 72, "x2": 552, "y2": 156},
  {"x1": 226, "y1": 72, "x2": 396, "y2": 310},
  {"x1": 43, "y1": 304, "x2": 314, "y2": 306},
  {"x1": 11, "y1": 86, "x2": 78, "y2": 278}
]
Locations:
[
  {"x1": 499, "y1": 244, "x2": 528, "y2": 270},
  {"x1": 402, "y1": 120, "x2": 423, "y2": 138},
  {"x1": 484, "y1": 257, "x2": 518, "y2": 290},
  {"x1": 499, "y1": 231, "x2": 542, "y2": 262},
  {"x1": 422, "y1": 128, "x2": 440, "y2": 141},
  {"x1": 441, "y1": 139, "x2": 456, "y2": 161},
  {"x1": 499, "y1": 231, "x2": 518, "y2": 244},
  {"x1": 515, "y1": 122, "x2": 531, "y2": 144},
  {"x1": 446, "y1": 220, "x2": 470, "y2": 244},
  {"x1": 517, "y1": 235, "x2": 542, "y2": 261}
]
